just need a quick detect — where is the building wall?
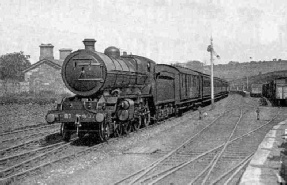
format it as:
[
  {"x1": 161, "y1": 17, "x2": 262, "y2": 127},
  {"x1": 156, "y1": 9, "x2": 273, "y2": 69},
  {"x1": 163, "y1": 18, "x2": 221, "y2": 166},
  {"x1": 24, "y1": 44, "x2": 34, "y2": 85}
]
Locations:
[
  {"x1": 0, "y1": 81, "x2": 29, "y2": 96},
  {"x1": 25, "y1": 63, "x2": 71, "y2": 94}
]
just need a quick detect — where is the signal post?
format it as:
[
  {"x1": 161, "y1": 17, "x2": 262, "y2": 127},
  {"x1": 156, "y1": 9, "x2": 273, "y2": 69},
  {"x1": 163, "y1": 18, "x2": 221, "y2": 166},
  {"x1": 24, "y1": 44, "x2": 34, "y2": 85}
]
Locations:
[
  {"x1": 210, "y1": 37, "x2": 214, "y2": 108},
  {"x1": 207, "y1": 37, "x2": 215, "y2": 109}
]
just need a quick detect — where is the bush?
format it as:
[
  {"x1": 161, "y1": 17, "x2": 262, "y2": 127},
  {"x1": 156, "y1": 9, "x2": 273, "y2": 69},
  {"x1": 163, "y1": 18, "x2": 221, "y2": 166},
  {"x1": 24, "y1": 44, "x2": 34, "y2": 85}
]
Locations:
[
  {"x1": 36, "y1": 90, "x2": 55, "y2": 97},
  {"x1": 60, "y1": 93, "x2": 73, "y2": 99},
  {"x1": 0, "y1": 90, "x2": 75, "y2": 105},
  {"x1": 0, "y1": 91, "x2": 62, "y2": 105}
]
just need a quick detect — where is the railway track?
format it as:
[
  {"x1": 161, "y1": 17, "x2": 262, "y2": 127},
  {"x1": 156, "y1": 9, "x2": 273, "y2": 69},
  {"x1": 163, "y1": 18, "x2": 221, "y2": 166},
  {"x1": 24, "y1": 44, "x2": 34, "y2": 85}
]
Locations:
[
  {"x1": 0, "y1": 127, "x2": 60, "y2": 151},
  {"x1": 0, "y1": 131, "x2": 62, "y2": 159},
  {"x1": 0, "y1": 123, "x2": 60, "y2": 141},
  {"x1": 0, "y1": 113, "x2": 189, "y2": 185},
  {"x1": 115, "y1": 97, "x2": 281, "y2": 184},
  {"x1": 0, "y1": 122, "x2": 53, "y2": 136},
  {"x1": 115, "y1": 107, "x2": 241, "y2": 184},
  {"x1": 0, "y1": 101, "x2": 201, "y2": 184},
  {"x1": 0, "y1": 140, "x2": 67, "y2": 170},
  {"x1": 0, "y1": 94, "x2": 236, "y2": 184},
  {"x1": 0, "y1": 134, "x2": 101, "y2": 184}
]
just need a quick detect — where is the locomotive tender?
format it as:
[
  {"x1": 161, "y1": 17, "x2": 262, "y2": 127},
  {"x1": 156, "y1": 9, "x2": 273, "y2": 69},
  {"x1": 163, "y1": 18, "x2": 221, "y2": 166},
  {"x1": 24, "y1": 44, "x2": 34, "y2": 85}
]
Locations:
[{"x1": 45, "y1": 39, "x2": 229, "y2": 141}]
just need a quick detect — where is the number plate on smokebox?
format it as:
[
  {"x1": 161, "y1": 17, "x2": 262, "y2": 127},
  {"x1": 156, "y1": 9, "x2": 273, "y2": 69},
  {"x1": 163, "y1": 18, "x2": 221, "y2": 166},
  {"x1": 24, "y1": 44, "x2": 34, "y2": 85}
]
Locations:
[{"x1": 59, "y1": 111, "x2": 96, "y2": 122}]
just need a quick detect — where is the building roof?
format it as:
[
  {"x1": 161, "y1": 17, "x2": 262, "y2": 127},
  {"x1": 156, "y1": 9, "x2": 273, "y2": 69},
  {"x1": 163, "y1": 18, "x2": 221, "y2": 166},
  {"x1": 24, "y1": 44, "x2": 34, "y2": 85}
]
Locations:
[{"x1": 22, "y1": 58, "x2": 63, "y2": 73}]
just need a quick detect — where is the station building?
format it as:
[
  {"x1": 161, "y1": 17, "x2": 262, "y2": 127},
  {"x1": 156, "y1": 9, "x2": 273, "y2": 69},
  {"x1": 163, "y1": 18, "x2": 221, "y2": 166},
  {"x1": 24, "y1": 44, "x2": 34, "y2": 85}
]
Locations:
[{"x1": 22, "y1": 44, "x2": 72, "y2": 95}]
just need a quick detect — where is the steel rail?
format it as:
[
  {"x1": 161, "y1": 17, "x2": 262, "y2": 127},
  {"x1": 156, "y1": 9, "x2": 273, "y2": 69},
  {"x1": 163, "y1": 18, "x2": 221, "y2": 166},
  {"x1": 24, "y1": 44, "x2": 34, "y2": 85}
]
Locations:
[
  {"x1": 210, "y1": 153, "x2": 254, "y2": 185},
  {"x1": 140, "y1": 151, "x2": 221, "y2": 184},
  {"x1": 0, "y1": 123, "x2": 60, "y2": 138},
  {"x1": 146, "y1": 113, "x2": 278, "y2": 185},
  {"x1": 0, "y1": 141, "x2": 74, "y2": 179},
  {"x1": 147, "y1": 108, "x2": 243, "y2": 185},
  {"x1": 114, "y1": 107, "x2": 236, "y2": 185},
  {"x1": 0, "y1": 131, "x2": 59, "y2": 158},
  {"x1": 200, "y1": 109, "x2": 243, "y2": 185},
  {"x1": 114, "y1": 95, "x2": 246, "y2": 184},
  {"x1": 0, "y1": 122, "x2": 48, "y2": 136},
  {"x1": 0, "y1": 104, "x2": 202, "y2": 183},
  {"x1": 147, "y1": 98, "x2": 275, "y2": 184},
  {"x1": 0, "y1": 128, "x2": 59, "y2": 147},
  {"x1": 0, "y1": 140, "x2": 68, "y2": 169},
  {"x1": 188, "y1": 152, "x2": 221, "y2": 185},
  {"x1": 0, "y1": 94, "x2": 232, "y2": 184},
  {"x1": 0, "y1": 137, "x2": 117, "y2": 184}
]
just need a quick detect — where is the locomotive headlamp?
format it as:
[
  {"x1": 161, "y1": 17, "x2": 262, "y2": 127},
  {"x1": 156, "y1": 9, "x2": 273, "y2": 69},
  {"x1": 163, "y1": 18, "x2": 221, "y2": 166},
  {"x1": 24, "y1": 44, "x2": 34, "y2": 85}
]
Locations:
[
  {"x1": 96, "y1": 113, "x2": 105, "y2": 122},
  {"x1": 46, "y1": 114, "x2": 55, "y2": 124}
]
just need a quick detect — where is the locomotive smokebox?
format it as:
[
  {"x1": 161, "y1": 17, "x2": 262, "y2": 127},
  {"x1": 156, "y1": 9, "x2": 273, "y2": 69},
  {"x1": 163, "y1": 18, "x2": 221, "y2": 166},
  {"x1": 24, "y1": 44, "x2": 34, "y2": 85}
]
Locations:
[{"x1": 83, "y1": 39, "x2": 96, "y2": 51}]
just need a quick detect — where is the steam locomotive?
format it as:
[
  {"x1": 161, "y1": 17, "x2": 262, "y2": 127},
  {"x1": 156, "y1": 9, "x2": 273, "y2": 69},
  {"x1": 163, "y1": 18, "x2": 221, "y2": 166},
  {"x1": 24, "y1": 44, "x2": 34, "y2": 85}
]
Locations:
[{"x1": 45, "y1": 39, "x2": 229, "y2": 142}]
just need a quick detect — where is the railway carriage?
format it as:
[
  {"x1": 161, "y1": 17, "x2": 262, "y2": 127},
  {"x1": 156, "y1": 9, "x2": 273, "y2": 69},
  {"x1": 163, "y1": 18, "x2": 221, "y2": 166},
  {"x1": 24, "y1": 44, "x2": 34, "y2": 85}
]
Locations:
[
  {"x1": 176, "y1": 66, "x2": 201, "y2": 102},
  {"x1": 153, "y1": 64, "x2": 179, "y2": 120},
  {"x1": 45, "y1": 38, "x2": 229, "y2": 142},
  {"x1": 153, "y1": 64, "x2": 203, "y2": 118},
  {"x1": 217, "y1": 78, "x2": 229, "y2": 98},
  {"x1": 202, "y1": 74, "x2": 211, "y2": 102}
]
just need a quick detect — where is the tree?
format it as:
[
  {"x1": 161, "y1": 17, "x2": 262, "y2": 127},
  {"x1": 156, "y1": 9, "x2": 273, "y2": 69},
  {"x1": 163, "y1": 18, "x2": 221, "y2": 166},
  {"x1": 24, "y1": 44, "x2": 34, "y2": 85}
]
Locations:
[
  {"x1": 228, "y1": 61, "x2": 240, "y2": 65},
  {"x1": 0, "y1": 51, "x2": 31, "y2": 81},
  {"x1": 185, "y1": 60, "x2": 204, "y2": 72}
]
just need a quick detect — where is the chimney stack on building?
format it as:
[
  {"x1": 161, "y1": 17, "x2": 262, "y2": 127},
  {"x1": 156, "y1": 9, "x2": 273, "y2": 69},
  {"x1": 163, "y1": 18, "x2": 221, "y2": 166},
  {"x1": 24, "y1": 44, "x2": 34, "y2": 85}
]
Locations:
[
  {"x1": 83, "y1": 39, "x2": 96, "y2": 51},
  {"x1": 59, "y1": 48, "x2": 72, "y2": 60},
  {"x1": 39, "y1": 44, "x2": 54, "y2": 60}
]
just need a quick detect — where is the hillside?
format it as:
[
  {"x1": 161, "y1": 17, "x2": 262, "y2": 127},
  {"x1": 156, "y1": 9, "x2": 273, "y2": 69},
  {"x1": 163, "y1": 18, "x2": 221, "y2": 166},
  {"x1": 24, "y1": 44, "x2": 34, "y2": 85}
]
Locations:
[{"x1": 203, "y1": 60, "x2": 287, "y2": 81}]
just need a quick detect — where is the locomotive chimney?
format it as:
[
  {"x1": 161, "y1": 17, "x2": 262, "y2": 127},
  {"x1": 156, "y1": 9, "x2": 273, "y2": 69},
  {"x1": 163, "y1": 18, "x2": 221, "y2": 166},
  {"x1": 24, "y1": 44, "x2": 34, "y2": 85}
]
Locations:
[
  {"x1": 123, "y1": 51, "x2": 127, "y2": 56},
  {"x1": 59, "y1": 48, "x2": 72, "y2": 60},
  {"x1": 39, "y1": 44, "x2": 54, "y2": 60},
  {"x1": 83, "y1": 39, "x2": 96, "y2": 51}
]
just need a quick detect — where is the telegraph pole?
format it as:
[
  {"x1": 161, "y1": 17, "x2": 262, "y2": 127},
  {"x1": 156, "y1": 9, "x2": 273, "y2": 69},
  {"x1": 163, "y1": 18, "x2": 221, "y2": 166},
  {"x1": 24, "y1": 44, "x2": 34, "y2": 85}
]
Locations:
[{"x1": 210, "y1": 37, "x2": 215, "y2": 108}]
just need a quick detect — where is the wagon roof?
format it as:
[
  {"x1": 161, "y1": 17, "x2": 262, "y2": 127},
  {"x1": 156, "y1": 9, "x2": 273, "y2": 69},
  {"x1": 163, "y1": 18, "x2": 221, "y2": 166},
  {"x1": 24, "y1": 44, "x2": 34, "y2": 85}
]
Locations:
[
  {"x1": 126, "y1": 55, "x2": 157, "y2": 64},
  {"x1": 172, "y1": 64, "x2": 202, "y2": 75}
]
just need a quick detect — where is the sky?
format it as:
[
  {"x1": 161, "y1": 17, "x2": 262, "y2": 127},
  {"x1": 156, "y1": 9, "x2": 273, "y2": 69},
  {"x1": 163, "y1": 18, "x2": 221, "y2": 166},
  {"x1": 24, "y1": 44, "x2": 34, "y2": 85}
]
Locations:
[{"x1": 1, "y1": 0, "x2": 287, "y2": 65}]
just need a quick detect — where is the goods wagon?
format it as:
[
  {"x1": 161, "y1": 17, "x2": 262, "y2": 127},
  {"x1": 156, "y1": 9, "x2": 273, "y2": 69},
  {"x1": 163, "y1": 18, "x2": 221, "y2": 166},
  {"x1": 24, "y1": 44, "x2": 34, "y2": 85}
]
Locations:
[
  {"x1": 250, "y1": 83, "x2": 263, "y2": 97},
  {"x1": 263, "y1": 78, "x2": 287, "y2": 106}
]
